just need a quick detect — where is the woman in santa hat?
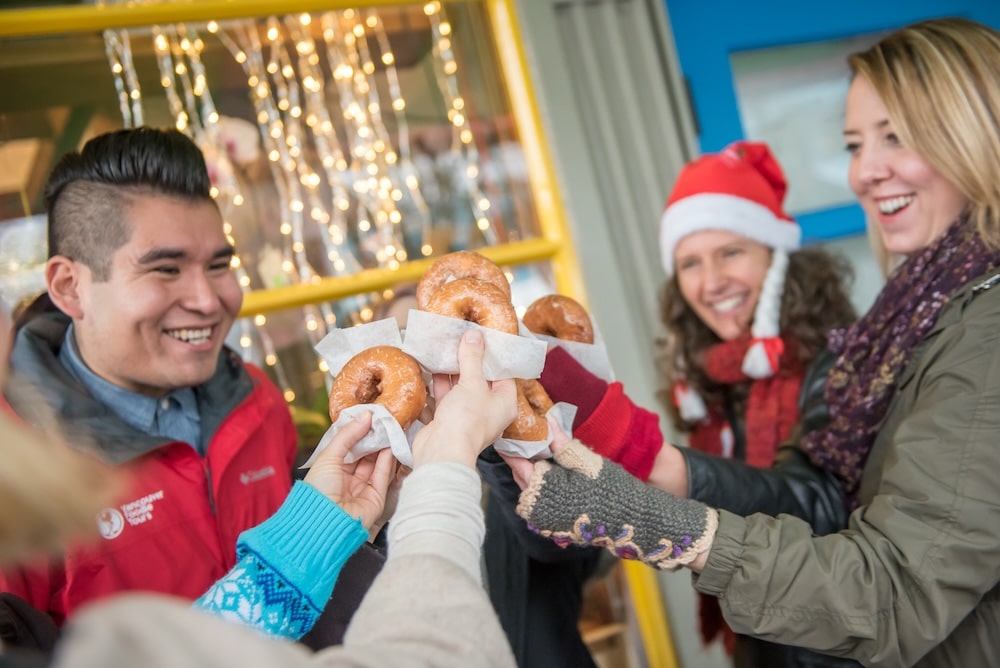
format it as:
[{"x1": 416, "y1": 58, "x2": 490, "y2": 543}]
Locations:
[
  {"x1": 539, "y1": 140, "x2": 859, "y2": 667},
  {"x1": 658, "y1": 141, "x2": 858, "y2": 665},
  {"x1": 658, "y1": 140, "x2": 856, "y2": 476}
]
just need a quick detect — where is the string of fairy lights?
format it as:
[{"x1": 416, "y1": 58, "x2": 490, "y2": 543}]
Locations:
[
  {"x1": 424, "y1": 2, "x2": 498, "y2": 246},
  {"x1": 101, "y1": 2, "x2": 500, "y2": 407}
]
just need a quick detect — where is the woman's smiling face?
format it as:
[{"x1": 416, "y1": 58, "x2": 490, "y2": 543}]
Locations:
[
  {"x1": 844, "y1": 75, "x2": 968, "y2": 255},
  {"x1": 674, "y1": 229, "x2": 772, "y2": 341}
]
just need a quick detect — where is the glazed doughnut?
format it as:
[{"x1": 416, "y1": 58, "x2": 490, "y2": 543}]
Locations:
[
  {"x1": 416, "y1": 250, "x2": 511, "y2": 310},
  {"x1": 423, "y1": 278, "x2": 519, "y2": 335},
  {"x1": 328, "y1": 345, "x2": 427, "y2": 429},
  {"x1": 503, "y1": 379, "x2": 553, "y2": 441},
  {"x1": 522, "y1": 294, "x2": 595, "y2": 344}
]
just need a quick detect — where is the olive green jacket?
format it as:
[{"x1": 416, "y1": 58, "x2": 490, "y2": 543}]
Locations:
[{"x1": 694, "y1": 270, "x2": 1000, "y2": 668}]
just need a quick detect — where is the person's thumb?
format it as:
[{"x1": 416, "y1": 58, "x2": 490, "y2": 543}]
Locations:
[
  {"x1": 316, "y1": 411, "x2": 373, "y2": 463},
  {"x1": 552, "y1": 437, "x2": 605, "y2": 478},
  {"x1": 456, "y1": 327, "x2": 485, "y2": 383}
]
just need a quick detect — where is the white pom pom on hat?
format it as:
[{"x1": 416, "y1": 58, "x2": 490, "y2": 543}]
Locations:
[{"x1": 661, "y1": 141, "x2": 802, "y2": 399}]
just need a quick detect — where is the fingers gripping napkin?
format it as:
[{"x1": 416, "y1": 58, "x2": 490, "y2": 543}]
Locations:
[
  {"x1": 308, "y1": 319, "x2": 426, "y2": 468},
  {"x1": 516, "y1": 440, "x2": 717, "y2": 569}
]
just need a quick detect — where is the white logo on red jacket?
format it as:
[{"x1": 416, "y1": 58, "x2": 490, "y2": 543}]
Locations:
[
  {"x1": 97, "y1": 508, "x2": 125, "y2": 540},
  {"x1": 240, "y1": 466, "x2": 276, "y2": 485},
  {"x1": 98, "y1": 490, "x2": 165, "y2": 539}
]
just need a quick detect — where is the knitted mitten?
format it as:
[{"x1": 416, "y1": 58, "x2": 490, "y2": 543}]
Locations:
[{"x1": 516, "y1": 440, "x2": 717, "y2": 570}]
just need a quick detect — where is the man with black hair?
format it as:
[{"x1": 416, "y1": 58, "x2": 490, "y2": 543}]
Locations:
[{"x1": 0, "y1": 127, "x2": 382, "y2": 648}]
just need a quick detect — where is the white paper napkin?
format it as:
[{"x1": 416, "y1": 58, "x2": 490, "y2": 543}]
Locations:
[
  {"x1": 402, "y1": 309, "x2": 546, "y2": 380},
  {"x1": 493, "y1": 401, "x2": 576, "y2": 461}
]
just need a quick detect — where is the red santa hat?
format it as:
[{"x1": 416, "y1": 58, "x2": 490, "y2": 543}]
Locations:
[{"x1": 660, "y1": 141, "x2": 801, "y2": 419}]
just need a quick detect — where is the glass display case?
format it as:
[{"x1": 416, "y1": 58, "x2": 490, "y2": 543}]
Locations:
[{"x1": 0, "y1": 2, "x2": 677, "y2": 665}]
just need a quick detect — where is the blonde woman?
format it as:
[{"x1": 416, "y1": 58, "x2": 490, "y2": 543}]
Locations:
[{"x1": 512, "y1": 18, "x2": 1000, "y2": 667}]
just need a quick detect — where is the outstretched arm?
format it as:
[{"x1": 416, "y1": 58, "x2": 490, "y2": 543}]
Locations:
[
  {"x1": 509, "y1": 425, "x2": 716, "y2": 573},
  {"x1": 195, "y1": 413, "x2": 397, "y2": 639},
  {"x1": 478, "y1": 445, "x2": 603, "y2": 563},
  {"x1": 541, "y1": 346, "x2": 846, "y2": 533}
]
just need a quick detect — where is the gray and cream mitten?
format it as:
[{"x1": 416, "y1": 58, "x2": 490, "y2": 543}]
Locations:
[{"x1": 516, "y1": 439, "x2": 717, "y2": 570}]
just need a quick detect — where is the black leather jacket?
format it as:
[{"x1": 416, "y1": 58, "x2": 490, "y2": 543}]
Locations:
[{"x1": 683, "y1": 349, "x2": 859, "y2": 668}]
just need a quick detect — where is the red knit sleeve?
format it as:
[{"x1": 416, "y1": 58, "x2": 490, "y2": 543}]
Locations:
[
  {"x1": 538, "y1": 346, "x2": 607, "y2": 430},
  {"x1": 539, "y1": 346, "x2": 663, "y2": 480},
  {"x1": 575, "y1": 382, "x2": 664, "y2": 481}
]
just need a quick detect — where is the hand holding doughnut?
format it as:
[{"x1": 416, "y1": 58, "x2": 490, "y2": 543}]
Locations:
[
  {"x1": 303, "y1": 411, "x2": 398, "y2": 532},
  {"x1": 413, "y1": 329, "x2": 518, "y2": 468}
]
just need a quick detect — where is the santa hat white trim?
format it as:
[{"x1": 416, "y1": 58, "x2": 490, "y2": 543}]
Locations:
[{"x1": 659, "y1": 193, "x2": 801, "y2": 275}]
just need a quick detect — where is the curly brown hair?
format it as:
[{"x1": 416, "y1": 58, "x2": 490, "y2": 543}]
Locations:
[{"x1": 655, "y1": 245, "x2": 857, "y2": 432}]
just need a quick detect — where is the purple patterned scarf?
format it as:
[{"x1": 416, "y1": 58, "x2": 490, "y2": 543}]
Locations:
[{"x1": 803, "y1": 218, "x2": 1000, "y2": 503}]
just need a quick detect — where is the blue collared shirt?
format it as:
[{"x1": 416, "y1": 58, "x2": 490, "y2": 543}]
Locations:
[{"x1": 59, "y1": 324, "x2": 204, "y2": 454}]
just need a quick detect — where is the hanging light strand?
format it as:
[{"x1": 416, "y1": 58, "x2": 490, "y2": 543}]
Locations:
[
  {"x1": 424, "y1": 2, "x2": 498, "y2": 245},
  {"x1": 283, "y1": 14, "x2": 361, "y2": 280},
  {"x1": 265, "y1": 15, "x2": 343, "y2": 336},
  {"x1": 349, "y1": 11, "x2": 424, "y2": 268},
  {"x1": 218, "y1": 21, "x2": 296, "y2": 277},
  {"x1": 228, "y1": 19, "x2": 338, "y2": 346},
  {"x1": 102, "y1": 29, "x2": 144, "y2": 126},
  {"x1": 368, "y1": 8, "x2": 433, "y2": 257},
  {"x1": 322, "y1": 11, "x2": 390, "y2": 268}
]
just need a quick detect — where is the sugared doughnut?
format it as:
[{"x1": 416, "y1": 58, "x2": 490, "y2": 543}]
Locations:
[
  {"x1": 423, "y1": 278, "x2": 519, "y2": 335},
  {"x1": 503, "y1": 379, "x2": 553, "y2": 441},
  {"x1": 522, "y1": 294, "x2": 594, "y2": 344},
  {"x1": 329, "y1": 345, "x2": 427, "y2": 429},
  {"x1": 416, "y1": 250, "x2": 511, "y2": 310}
]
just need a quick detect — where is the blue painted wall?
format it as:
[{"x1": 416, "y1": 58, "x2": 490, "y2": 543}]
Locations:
[{"x1": 667, "y1": 2, "x2": 1000, "y2": 241}]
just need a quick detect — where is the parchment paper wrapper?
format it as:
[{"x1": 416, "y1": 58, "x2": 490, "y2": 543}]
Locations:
[
  {"x1": 314, "y1": 317, "x2": 403, "y2": 371},
  {"x1": 518, "y1": 319, "x2": 615, "y2": 382},
  {"x1": 402, "y1": 309, "x2": 546, "y2": 380},
  {"x1": 300, "y1": 404, "x2": 420, "y2": 469},
  {"x1": 302, "y1": 318, "x2": 423, "y2": 468},
  {"x1": 494, "y1": 401, "x2": 576, "y2": 461}
]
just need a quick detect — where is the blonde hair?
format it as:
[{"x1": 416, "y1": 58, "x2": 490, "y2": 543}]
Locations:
[
  {"x1": 848, "y1": 17, "x2": 1000, "y2": 246},
  {"x1": 0, "y1": 377, "x2": 118, "y2": 564}
]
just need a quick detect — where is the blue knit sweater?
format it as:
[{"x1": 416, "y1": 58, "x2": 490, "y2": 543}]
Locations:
[{"x1": 194, "y1": 481, "x2": 368, "y2": 638}]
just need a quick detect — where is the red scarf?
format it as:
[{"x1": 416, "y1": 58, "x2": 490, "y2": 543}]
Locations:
[
  {"x1": 687, "y1": 334, "x2": 803, "y2": 466},
  {"x1": 686, "y1": 333, "x2": 805, "y2": 651}
]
